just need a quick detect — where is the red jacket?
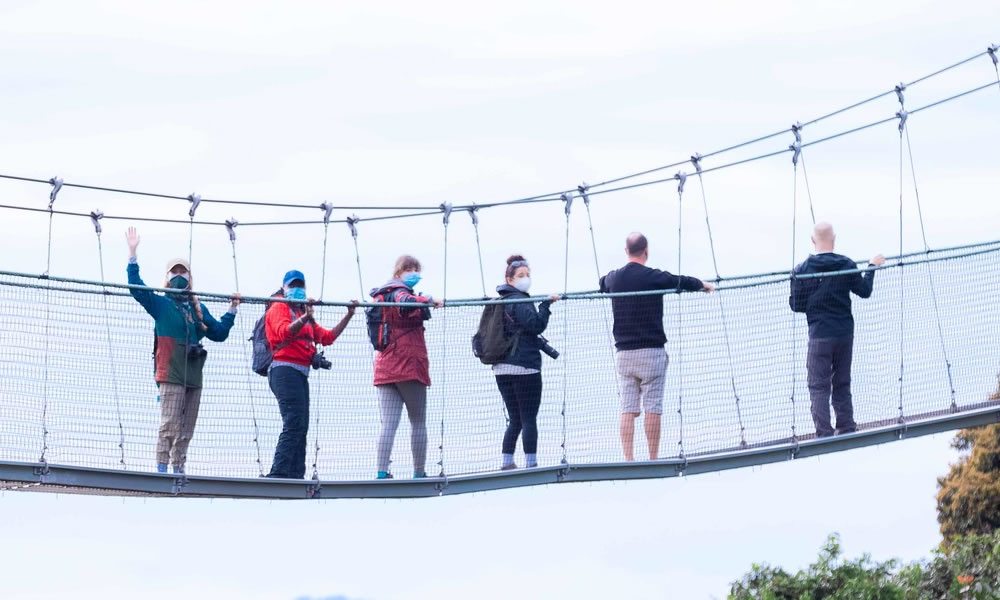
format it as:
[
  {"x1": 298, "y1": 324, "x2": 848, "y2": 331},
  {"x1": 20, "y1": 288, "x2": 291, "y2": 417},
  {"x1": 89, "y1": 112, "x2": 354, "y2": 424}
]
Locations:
[
  {"x1": 371, "y1": 282, "x2": 432, "y2": 387},
  {"x1": 265, "y1": 301, "x2": 337, "y2": 368}
]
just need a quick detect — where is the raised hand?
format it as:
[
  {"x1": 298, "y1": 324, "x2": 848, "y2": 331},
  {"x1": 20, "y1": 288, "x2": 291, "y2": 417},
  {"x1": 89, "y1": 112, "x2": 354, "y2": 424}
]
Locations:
[
  {"x1": 702, "y1": 282, "x2": 716, "y2": 293},
  {"x1": 346, "y1": 299, "x2": 360, "y2": 317},
  {"x1": 230, "y1": 293, "x2": 241, "y2": 308},
  {"x1": 870, "y1": 254, "x2": 886, "y2": 267},
  {"x1": 126, "y1": 226, "x2": 141, "y2": 257}
]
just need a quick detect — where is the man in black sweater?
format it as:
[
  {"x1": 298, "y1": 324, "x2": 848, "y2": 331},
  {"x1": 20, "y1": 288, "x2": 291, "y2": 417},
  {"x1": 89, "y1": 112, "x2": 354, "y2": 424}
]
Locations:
[
  {"x1": 600, "y1": 232, "x2": 714, "y2": 461},
  {"x1": 790, "y1": 222, "x2": 885, "y2": 438}
]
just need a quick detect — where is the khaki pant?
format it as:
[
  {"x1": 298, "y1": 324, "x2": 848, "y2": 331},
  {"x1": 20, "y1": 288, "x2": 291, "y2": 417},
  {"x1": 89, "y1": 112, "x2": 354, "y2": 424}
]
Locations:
[{"x1": 157, "y1": 383, "x2": 203, "y2": 467}]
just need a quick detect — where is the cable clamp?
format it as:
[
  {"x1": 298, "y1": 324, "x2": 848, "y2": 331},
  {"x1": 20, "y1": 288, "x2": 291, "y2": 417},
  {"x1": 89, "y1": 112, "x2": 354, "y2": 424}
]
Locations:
[
  {"x1": 577, "y1": 182, "x2": 591, "y2": 207},
  {"x1": 690, "y1": 153, "x2": 703, "y2": 175},
  {"x1": 989, "y1": 44, "x2": 998, "y2": 67},
  {"x1": 346, "y1": 214, "x2": 360, "y2": 239},
  {"x1": 675, "y1": 171, "x2": 687, "y2": 195},
  {"x1": 48, "y1": 177, "x2": 63, "y2": 210},
  {"x1": 791, "y1": 122, "x2": 803, "y2": 144},
  {"x1": 468, "y1": 204, "x2": 479, "y2": 227},
  {"x1": 320, "y1": 202, "x2": 334, "y2": 225},
  {"x1": 89, "y1": 210, "x2": 104, "y2": 234},
  {"x1": 894, "y1": 82, "x2": 906, "y2": 107},
  {"x1": 790, "y1": 141, "x2": 802, "y2": 166},
  {"x1": 225, "y1": 218, "x2": 238, "y2": 242},
  {"x1": 187, "y1": 193, "x2": 201, "y2": 218},
  {"x1": 440, "y1": 202, "x2": 453, "y2": 226},
  {"x1": 896, "y1": 109, "x2": 908, "y2": 133},
  {"x1": 561, "y1": 192, "x2": 573, "y2": 217}
]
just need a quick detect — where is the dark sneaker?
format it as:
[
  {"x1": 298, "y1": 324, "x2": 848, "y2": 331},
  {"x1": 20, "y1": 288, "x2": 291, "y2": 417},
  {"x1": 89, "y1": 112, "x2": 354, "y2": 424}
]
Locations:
[{"x1": 500, "y1": 463, "x2": 518, "y2": 471}]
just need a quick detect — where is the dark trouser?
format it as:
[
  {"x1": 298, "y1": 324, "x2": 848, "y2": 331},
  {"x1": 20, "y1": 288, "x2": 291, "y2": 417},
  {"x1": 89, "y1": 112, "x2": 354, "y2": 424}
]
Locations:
[
  {"x1": 807, "y1": 336, "x2": 856, "y2": 438},
  {"x1": 496, "y1": 373, "x2": 543, "y2": 454},
  {"x1": 267, "y1": 366, "x2": 310, "y2": 478}
]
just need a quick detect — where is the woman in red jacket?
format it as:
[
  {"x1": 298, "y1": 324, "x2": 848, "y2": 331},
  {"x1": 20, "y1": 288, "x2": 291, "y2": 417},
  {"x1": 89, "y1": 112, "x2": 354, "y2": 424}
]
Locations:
[
  {"x1": 370, "y1": 255, "x2": 442, "y2": 479},
  {"x1": 265, "y1": 269, "x2": 356, "y2": 479}
]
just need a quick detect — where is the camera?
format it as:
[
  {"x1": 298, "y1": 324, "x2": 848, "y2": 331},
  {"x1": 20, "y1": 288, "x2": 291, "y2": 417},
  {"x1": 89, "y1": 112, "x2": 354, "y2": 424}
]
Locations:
[
  {"x1": 311, "y1": 350, "x2": 332, "y2": 370},
  {"x1": 537, "y1": 336, "x2": 559, "y2": 360},
  {"x1": 187, "y1": 343, "x2": 207, "y2": 361}
]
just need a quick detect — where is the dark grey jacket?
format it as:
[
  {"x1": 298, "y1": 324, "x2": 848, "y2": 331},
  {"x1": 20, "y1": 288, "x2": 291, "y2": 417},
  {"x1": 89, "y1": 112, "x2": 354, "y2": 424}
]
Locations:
[{"x1": 497, "y1": 284, "x2": 552, "y2": 371}]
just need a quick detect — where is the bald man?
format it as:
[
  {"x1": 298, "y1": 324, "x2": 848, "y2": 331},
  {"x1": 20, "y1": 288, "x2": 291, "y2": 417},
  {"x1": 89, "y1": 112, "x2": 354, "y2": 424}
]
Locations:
[
  {"x1": 600, "y1": 232, "x2": 714, "y2": 461},
  {"x1": 790, "y1": 222, "x2": 885, "y2": 438}
]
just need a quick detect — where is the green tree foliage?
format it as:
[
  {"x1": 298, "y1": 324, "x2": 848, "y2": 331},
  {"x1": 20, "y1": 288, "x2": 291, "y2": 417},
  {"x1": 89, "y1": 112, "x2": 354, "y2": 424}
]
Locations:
[
  {"x1": 729, "y1": 534, "x2": 908, "y2": 600},
  {"x1": 936, "y1": 424, "x2": 1000, "y2": 541},
  {"x1": 729, "y1": 532, "x2": 1000, "y2": 600}
]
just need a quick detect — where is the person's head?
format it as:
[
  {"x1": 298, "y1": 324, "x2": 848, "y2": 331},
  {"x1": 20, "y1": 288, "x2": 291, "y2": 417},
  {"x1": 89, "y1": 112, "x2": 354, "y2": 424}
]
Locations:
[
  {"x1": 505, "y1": 254, "x2": 531, "y2": 292},
  {"x1": 393, "y1": 255, "x2": 422, "y2": 288},
  {"x1": 282, "y1": 269, "x2": 307, "y2": 301},
  {"x1": 164, "y1": 258, "x2": 192, "y2": 291},
  {"x1": 626, "y1": 232, "x2": 648, "y2": 264},
  {"x1": 164, "y1": 258, "x2": 206, "y2": 329},
  {"x1": 812, "y1": 222, "x2": 836, "y2": 252}
]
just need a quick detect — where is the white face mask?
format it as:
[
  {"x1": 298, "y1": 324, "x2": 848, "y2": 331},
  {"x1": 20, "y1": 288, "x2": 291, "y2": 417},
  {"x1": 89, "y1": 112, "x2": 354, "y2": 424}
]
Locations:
[{"x1": 513, "y1": 277, "x2": 532, "y2": 293}]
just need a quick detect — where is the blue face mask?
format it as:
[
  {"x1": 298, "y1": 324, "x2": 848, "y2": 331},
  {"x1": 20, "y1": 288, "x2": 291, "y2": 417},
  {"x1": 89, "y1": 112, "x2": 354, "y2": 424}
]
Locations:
[
  {"x1": 169, "y1": 274, "x2": 189, "y2": 290},
  {"x1": 401, "y1": 272, "x2": 421, "y2": 288},
  {"x1": 285, "y1": 286, "x2": 307, "y2": 302}
]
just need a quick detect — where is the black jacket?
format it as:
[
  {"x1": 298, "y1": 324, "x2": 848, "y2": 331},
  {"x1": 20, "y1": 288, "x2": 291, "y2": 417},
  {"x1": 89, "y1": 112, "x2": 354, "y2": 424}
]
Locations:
[
  {"x1": 497, "y1": 284, "x2": 552, "y2": 371},
  {"x1": 599, "y1": 262, "x2": 704, "y2": 351},
  {"x1": 790, "y1": 252, "x2": 876, "y2": 339}
]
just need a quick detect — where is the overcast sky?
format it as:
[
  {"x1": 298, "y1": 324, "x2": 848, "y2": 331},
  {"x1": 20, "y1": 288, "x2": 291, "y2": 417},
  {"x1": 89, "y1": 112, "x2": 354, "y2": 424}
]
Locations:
[{"x1": 1, "y1": 1, "x2": 999, "y2": 598}]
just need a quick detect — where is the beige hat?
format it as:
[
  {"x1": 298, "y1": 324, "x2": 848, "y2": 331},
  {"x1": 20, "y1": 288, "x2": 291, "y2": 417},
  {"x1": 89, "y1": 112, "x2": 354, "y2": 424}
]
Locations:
[{"x1": 166, "y1": 258, "x2": 191, "y2": 274}]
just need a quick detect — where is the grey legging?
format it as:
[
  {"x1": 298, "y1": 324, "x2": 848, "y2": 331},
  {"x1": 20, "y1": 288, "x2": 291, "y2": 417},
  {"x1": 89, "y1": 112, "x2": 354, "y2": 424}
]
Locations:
[{"x1": 376, "y1": 380, "x2": 428, "y2": 474}]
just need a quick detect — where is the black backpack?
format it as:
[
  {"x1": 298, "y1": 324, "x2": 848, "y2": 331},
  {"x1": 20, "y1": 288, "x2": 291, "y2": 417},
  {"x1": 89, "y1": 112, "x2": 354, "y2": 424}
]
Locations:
[
  {"x1": 472, "y1": 303, "x2": 519, "y2": 365},
  {"x1": 250, "y1": 296, "x2": 297, "y2": 376},
  {"x1": 365, "y1": 290, "x2": 397, "y2": 351}
]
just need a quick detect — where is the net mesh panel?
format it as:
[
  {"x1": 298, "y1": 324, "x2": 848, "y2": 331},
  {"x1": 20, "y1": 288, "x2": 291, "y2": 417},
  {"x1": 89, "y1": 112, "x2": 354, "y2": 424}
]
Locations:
[{"x1": 1, "y1": 242, "x2": 999, "y2": 480}]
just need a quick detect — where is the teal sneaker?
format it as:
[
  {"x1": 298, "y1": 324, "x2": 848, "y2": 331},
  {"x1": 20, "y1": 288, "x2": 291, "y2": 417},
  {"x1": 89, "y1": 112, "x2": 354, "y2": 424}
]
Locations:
[{"x1": 377, "y1": 471, "x2": 393, "y2": 479}]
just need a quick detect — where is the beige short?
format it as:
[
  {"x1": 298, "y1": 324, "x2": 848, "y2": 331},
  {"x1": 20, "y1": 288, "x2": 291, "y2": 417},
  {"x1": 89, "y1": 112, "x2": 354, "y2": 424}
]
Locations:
[{"x1": 616, "y1": 347, "x2": 669, "y2": 414}]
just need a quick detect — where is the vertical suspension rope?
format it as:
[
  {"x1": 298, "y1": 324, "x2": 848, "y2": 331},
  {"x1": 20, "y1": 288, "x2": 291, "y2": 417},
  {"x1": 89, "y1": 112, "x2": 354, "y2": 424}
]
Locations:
[
  {"x1": 438, "y1": 203, "x2": 453, "y2": 479},
  {"x1": 579, "y1": 184, "x2": 621, "y2": 403},
  {"x1": 226, "y1": 220, "x2": 264, "y2": 477},
  {"x1": 674, "y1": 177, "x2": 686, "y2": 464},
  {"x1": 92, "y1": 211, "x2": 126, "y2": 467},
  {"x1": 311, "y1": 205, "x2": 335, "y2": 481},
  {"x1": 792, "y1": 124, "x2": 818, "y2": 226},
  {"x1": 560, "y1": 193, "x2": 573, "y2": 465},
  {"x1": 902, "y1": 127, "x2": 957, "y2": 410},
  {"x1": 896, "y1": 85, "x2": 907, "y2": 424},
  {"x1": 187, "y1": 194, "x2": 200, "y2": 268},
  {"x1": 469, "y1": 207, "x2": 487, "y2": 297},
  {"x1": 38, "y1": 178, "x2": 62, "y2": 468},
  {"x1": 319, "y1": 203, "x2": 334, "y2": 300},
  {"x1": 789, "y1": 142, "x2": 801, "y2": 445},
  {"x1": 690, "y1": 155, "x2": 747, "y2": 448},
  {"x1": 347, "y1": 216, "x2": 365, "y2": 299}
]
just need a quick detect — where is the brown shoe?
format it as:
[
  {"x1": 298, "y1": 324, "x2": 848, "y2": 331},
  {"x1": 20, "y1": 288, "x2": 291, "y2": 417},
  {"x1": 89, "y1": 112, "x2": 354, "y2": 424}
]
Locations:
[{"x1": 500, "y1": 463, "x2": 518, "y2": 471}]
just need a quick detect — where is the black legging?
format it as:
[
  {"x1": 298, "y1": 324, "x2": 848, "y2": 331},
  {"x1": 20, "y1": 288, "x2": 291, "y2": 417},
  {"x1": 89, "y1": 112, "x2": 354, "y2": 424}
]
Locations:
[{"x1": 496, "y1": 373, "x2": 543, "y2": 454}]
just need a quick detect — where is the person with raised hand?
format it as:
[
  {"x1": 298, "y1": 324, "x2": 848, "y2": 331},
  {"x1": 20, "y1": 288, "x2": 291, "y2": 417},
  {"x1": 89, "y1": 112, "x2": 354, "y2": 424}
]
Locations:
[{"x1": 125, "y1": 226, "x2": 240, "y2": 475}]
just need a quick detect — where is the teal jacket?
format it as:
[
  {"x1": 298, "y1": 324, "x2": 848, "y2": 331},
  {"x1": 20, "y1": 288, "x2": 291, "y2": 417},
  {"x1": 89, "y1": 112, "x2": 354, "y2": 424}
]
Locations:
[{"x1": 127, "y1": 261, "x2": 235, "y2": 388}]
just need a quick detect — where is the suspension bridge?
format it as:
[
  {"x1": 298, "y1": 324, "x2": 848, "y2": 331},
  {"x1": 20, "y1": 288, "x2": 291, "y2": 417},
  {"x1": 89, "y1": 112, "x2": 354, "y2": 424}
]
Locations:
[{"x1": 1, "y1": 45, "x2": 999, "y2": 499}]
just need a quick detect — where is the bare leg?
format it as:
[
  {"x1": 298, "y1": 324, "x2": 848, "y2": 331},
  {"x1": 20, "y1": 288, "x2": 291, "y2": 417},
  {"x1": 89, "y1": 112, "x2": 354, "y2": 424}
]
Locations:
[
  {"x1": 644, "y1": 412, "x2": 661, "y2": 460},
  {"x1": 620, "y1": 412, "x2": 639, "y2": 461}
]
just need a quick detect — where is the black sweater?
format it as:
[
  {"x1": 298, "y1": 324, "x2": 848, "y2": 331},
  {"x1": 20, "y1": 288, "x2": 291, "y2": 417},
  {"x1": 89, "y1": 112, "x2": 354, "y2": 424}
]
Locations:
[
  {"x1": 599, "y1": 262, "x2": 704, "y2": 351},
  {"x1": 789, "y1": 252, "x2": 876, "y2": 339}
]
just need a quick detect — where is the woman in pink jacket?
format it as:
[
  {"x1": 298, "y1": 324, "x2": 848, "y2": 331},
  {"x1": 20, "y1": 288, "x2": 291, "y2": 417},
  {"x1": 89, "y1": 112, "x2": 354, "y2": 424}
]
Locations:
[{"x1": 370, "y1": 255, "x2": 442, "y2": 479}]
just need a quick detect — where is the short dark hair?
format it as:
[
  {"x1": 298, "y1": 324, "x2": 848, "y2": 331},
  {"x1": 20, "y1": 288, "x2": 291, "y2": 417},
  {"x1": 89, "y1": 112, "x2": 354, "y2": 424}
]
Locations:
[{"x1": 626, "y1": 233, "x2": 648, "y2": 257}]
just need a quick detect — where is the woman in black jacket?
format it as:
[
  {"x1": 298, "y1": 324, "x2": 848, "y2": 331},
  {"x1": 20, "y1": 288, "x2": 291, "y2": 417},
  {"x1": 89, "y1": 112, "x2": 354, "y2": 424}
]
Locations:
[{"x1": 494, "y1": 255, "x2": 559, "y2": 470}]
